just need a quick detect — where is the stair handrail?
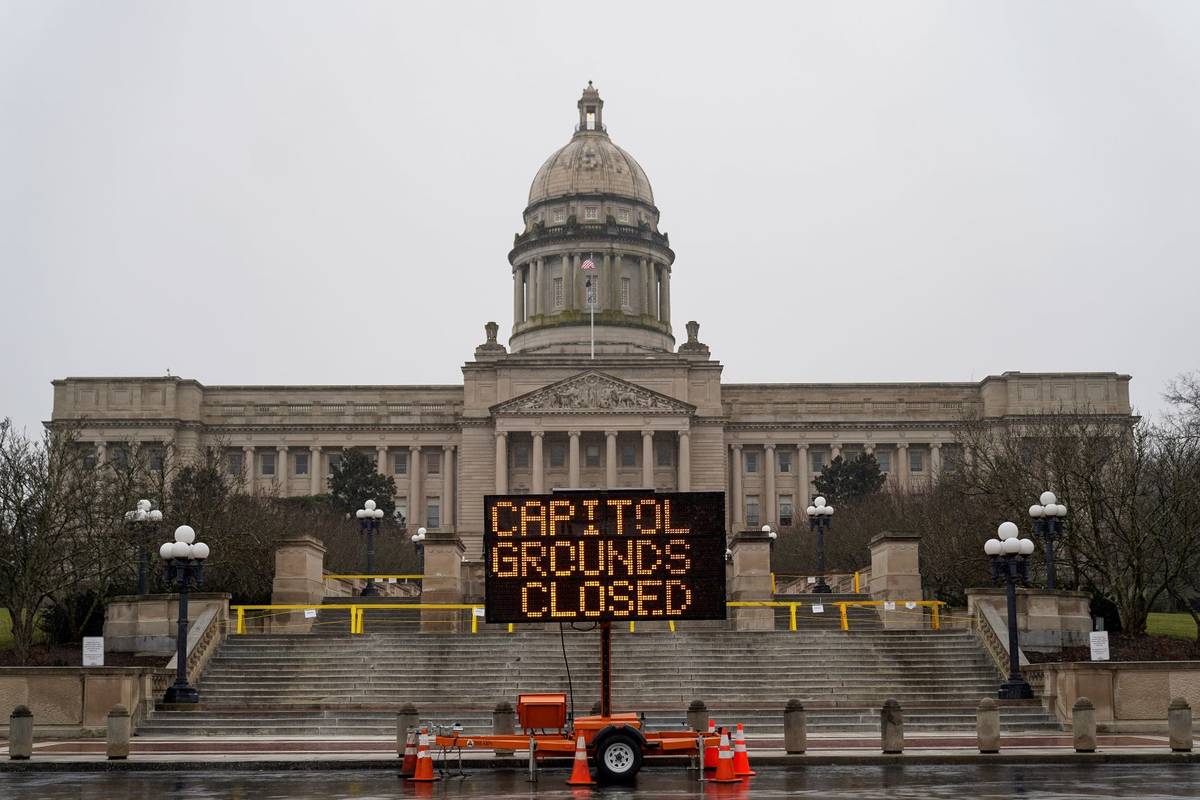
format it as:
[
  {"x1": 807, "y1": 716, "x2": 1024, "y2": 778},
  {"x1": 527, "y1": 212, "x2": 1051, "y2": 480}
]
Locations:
[{"x1": 973, "y1": 601, "x2": 1029, "y2": 679}]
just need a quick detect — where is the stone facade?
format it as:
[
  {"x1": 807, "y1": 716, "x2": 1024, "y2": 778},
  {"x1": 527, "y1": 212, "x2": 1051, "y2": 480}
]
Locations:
[{"x1": 48, "y1": 84, "x2": 1132, "y2": 565}]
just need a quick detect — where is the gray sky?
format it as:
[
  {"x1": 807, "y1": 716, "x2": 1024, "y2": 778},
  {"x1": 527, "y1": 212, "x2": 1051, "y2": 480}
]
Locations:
[{"x1": 2, "y1": 1, "x2": 1198, "y2": 435}]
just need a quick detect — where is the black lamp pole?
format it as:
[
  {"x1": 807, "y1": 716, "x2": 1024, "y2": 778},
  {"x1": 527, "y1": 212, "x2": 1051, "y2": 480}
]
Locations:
[
  {"x1": 160, "y1": 525, "x2": 208, "y2": 705},
  {"x1": 1030, "y1": 492, "x2": 1068, "y2": 591},
  {"x1": 806, "y1": 497, "x2": 834, "y2": 594},
  {"x1": 357, "y1": 500, "x2": 384, "y2": 597},
  {"x1": 124, "y1": 501, "x2": 162, "y2": 596},
  {"x1": 986, "y1": 522, "x2": 1034, "y2": 700}
]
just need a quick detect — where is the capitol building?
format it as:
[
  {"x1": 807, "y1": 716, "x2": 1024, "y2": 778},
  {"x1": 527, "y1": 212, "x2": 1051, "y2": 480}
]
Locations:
[{"x1": 50, "y1": 83, "x2": 1131, "y2": 561}]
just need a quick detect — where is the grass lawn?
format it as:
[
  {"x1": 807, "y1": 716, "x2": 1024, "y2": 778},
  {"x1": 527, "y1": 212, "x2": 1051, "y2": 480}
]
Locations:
[{"x1": 1148, "y1": 612, "x2": 1198, "y2": 640}]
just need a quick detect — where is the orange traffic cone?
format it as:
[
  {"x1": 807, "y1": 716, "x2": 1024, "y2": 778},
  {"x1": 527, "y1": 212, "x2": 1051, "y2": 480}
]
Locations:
[
  {"x1": 703, "y1": 719, "x2": 718, "y2": 770},
  {"x1": 709, "y1": 732, "x2": 739, "y2": 783},
  {"x1": 400, "y1": 729, "x2": 417, "y2": 776},
  {"x1": 732, "y1": 722, "x2": 755, "y2": 777},
  {"x1": 566, "y1": 735, "x2": 595, "y2": 786},
  {"x1": 409, "y1": 728, "x2": 440, "y2": 782}
]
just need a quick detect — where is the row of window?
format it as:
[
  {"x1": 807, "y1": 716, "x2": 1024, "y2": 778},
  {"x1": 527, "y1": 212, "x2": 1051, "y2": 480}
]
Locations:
[
  {"x1": 227, "y1": 451, "x2": 444, "y2": 479},
  {"x1": 742, "y1": 447, "x2": 961, "y2": 476},
  {"x1": 547, "y1": 276, "x2": 636, "y2": 311},
  {"x1": 509, "y1": 442, "x2": 674, "y2": 469},
  {"x1": 744, "y1": 495, "x2": 801, "y2": 528},
  {"x1": 546, "y1": 206, "x2": 633, "y2": 225}
]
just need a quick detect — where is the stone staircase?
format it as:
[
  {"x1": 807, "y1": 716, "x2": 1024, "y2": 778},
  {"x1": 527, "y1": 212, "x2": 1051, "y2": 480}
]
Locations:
[{"x1": 138, "y1": 623, "x2": 1059, "y2": 738}]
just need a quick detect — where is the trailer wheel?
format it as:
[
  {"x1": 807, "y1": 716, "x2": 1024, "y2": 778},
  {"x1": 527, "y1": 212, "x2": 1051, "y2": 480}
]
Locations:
[{"x1": 595, "y1": 732, "x2": 642, "y2": 783}]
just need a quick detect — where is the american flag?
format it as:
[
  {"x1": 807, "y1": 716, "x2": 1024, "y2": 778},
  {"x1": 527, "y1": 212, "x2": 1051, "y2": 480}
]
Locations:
[{"x1": 580, "y1": 259, "x2": 596, "y2": 270}]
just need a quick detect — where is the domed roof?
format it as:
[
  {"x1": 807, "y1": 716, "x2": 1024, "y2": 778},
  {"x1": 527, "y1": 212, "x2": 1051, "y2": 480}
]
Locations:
[{"x1": 526, "y1": 83, "x2": 655, "y2": 208}]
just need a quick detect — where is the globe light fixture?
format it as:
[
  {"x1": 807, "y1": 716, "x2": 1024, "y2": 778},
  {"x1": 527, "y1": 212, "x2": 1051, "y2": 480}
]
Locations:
[
  {"x1": 124, "y1": 499, "x2": 164, "y2": 595},
  {"x1": 805, "y1": 496, "x2": 835, "y2": 594},
  {"x1": 983, "y1": 521, "x2": 1034, "y2": 700},
  {"x1": 1029, "y1": 490, "x2": 1069, "y2": 590},
  {"x1": 411, "y1": 526, "x2": 428, "y2": 575},
  {"x1": 357, "y1": 499, "x2": 386, "y2": 596},
  {"x1": 159, "y1": 523, "x2": 209, "y2": 704}
]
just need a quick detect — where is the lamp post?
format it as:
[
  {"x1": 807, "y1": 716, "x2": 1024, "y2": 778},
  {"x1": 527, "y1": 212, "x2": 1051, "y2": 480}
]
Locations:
[
  {"x1": 1029, "y1": 491, "x2": 1069, "y2": 591},
  {"x1": 411, "y1": 526, "x2": 427, "y2": 576},
  {"x1": 356, "y1": 499, "x2": 386, "y2": 596},
  {"x1": 124, "y1": 499, "x2": 163, "y2": 595},
  {"x1": 805, "y1": 496, "x2": 835, "y2": 594},
  {"x1": 984, "y1": 521, "x2": 1035, "y2": 700},
  {"x1": 158, "y1": 524, "x2": 209, "y2": 704}
]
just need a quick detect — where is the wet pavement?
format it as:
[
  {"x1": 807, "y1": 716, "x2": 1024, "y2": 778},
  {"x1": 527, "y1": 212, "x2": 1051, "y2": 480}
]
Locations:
[{"x1": 1, "y1": 765, "x2": 1198, "y2": 799}]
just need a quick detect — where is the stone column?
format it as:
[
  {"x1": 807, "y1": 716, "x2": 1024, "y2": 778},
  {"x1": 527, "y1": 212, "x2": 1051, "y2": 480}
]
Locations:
[
  {"x1": 410, "y1": 445, "x2": 423, "y2": 526},
  {"x1": 377, "y1": 445, "x2": 388, "y2": 475},
  {"x1": 514, "y1": 267, "x2": 523, "y2": 324},
  {"x1": 96, "y1": 442, "x2": 107, "y2": 466},
  {"x1": 605, "y1": 430, "x2": 618, "y2": 488},
  {"x1": 442, "y1": 445, "x2": 455, "y2": 528},
  {"x1": 420, "y1": 530, "x2": 466, "y2": 632},
  {"x1": 270, "y1": 536, "x2": 327, "y2": 633},
  {"x1": 677, "y1": 430, "x2": 691, "y2": 491},
  {"x1": 797, "y1": 444, "x2": 809, "y2": 507},
  {"x1": 531, "y1": 431, "x2": 545, "y2": 494},
  {"x1": 731, "y1": 444, "x2": 744, "y2": 530},
  {"x1": 831, "y1": 443, "x2": 841, "y2": 461},
  {"x1": 610, "y1": 253, "x2": 621, "y2": 309},
  {"x1": 569, "y1": 253, "x2": 579, "y2": 310},
  {"x1": 764, "y1": 443, "x2": 777, "y2": 528},
  {"x1": 642, "y1": 430, "x2": 654, "y2": 488},
  {"x1": 568, "y1": 430, "x2": 581, "y2": 488},
  {"x1": 896, "y1": 443, "x2": 910, "y2": 491},
  {"x1": 493, "y1": 434, "x2": 507, "y2": 494},
  {"x1": 730, "y1": 528, "x2": 773, "y2": 630},
  {"x1": 243, "y1": 445, "x2": 255, "y2": 494},
  {"x1": 309, "y1": 445, "x2": 322, "y2": 495},
  {"x1": 930, "y1": 442, "x2": 943, "y2": 476},
  {"x1": 276, "y1": 445, "x2": 289, "y2": 498},
  {"x1": 660, "y1": 265, "x2": 671, "y2": 324},
  {"x1": 869, "y1": 531, "x2": 923, "y2": 629}
]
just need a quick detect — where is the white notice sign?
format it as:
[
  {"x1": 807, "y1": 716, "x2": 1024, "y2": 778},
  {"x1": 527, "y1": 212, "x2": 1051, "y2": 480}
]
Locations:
[
  {"x1": 473, "y1": 607, "x2": 486, "y2": 618},
  {"x1": 806, "y1": 577, "x2": 816, "y2": 585},
  {"x1": 812, "y1": 604, "x2": 824, "y2": 614},
  {"x1": 304, "y1": 609, "x2": 318, "y2": 619},
  {"x1": 1089, "y1": 631, "x2": 1110, "y2": 661},
  {"x1": 905, "y1": 601, "x2": 917, "y2": 610},
  {"x1": 82, "y1": 637, "x2": 104, "y2": 667},
  {"x1": 883, "y1": 601, "x2": 896, "y2": 612},
  {"x1": 388, "y1": 578, "x2": 397, "y2": 584}
]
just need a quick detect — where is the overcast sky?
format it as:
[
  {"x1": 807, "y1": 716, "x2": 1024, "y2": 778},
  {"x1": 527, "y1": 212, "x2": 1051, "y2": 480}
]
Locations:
[{"x1": 2, "y1": 1, "x2": 1197, "y2": 435}]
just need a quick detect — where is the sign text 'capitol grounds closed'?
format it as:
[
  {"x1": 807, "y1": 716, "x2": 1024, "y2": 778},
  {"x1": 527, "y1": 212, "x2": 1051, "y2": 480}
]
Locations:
[{"x1": 483, "y1": 491, "x2": 727, "y2": 623}]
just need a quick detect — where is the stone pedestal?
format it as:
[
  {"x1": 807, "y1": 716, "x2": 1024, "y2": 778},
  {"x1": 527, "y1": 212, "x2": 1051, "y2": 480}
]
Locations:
[
  {"x1": 104, "y1": 593, "x2": 231, "y2": 654},
  {"x1": 784, "y1": 699, "x2": 807, "y2": 754},
  {"x1": 1073, "y1": 697, "x2": 1097, "y2": 752},
  {"x1": 421, "y1": 531, "x2": 466, "y2": 632},
  {"x1": 881, "y1": 698, "x2": 904, "y2": 753},
  {"x1": 729, "y1": 529, "x2": 773, "y2": 631},
  {"x1": 868, "y1": 532, "x2": 922, "y2": 630},
  {"x1": 8, "y1": 706, "x2": 32, "y2": 760},
  {"x1": 976, "y1": 698, "x2": 1000, "y2": 753},
  {"x1": 686, "y1": 700, "x2": 708, "y2": 733},
  {"x1": 1169, "y1": 698, "x2": 1193, "y2": 752},
  {"x1": 106, "y1": 705, "x2": 131, "y2": 759},
  {"x1": 270, "y1": 536, "x2": 327, "y2": 633},
  {"x1": 494, "y1": 701, "x2": 516, "y2": 757},
  {"x1": 966, "y1": 588, "x2": 1091, "y2": 652}
]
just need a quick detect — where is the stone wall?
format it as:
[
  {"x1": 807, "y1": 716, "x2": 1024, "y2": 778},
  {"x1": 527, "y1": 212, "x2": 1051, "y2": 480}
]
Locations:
[
  {"x1": 966, "y1": 588, "x2": 1091, "y2": 652},
  {"x1": 0, "y1": 668, "x2": 163, "y2": 737},
  {"x1": 1028, "y1": 661, "x2": 1200, "y2": 733},
  {"x1": 103, "y1": 593, "x2": 231, "y2": 654}
]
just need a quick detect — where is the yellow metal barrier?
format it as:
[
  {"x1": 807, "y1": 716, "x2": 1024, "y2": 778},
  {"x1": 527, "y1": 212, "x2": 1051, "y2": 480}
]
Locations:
[
  {"x1": 833, "y1": 600, "x2": 947, "y2": 631},
  {"x1": 323, "y1": 574, "x2": 425, "y2": 581},
  {"x1": 853, "y1": 571, "x2": 860, "y2": 593}
]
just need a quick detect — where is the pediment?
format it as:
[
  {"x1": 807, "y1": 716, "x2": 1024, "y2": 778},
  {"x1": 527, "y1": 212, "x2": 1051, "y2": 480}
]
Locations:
[{"x1": 492, "y1": 371, "x2": 695, "y2": 416}]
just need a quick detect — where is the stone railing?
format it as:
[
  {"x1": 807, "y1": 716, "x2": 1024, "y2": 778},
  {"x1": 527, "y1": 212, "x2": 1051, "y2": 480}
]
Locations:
[
  {"x1": 1026, "y1": 660, "x2": 1200, "y2": 732},
  {"x1": 164, "y1": 606, "x2": 226, "y2": 688},
  {"x1": 973, "y1": 602, "x2": 1030, "y2": 680},
  {"x1": 0, "y1": 667, "x2": 162, "y2": 737}
]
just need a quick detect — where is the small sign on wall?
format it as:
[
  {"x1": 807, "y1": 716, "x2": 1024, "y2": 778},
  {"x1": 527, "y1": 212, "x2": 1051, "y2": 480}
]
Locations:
[
  {"x1": 1089, "y1": 631, "x2": 1110, "y2": 661},
  {"x1": 304, "y1": 609, "x2": 318, "y2": 619},
  {"x1": 82, "y1": 637, "x2": 104, "y2": 667}
]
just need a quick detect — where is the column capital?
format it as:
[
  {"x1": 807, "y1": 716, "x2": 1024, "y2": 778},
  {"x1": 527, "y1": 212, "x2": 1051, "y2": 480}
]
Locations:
[
  {"x1": 277, "y1": 444, "x2": 288, "y2": 451},
  {"x1": 243, "y1": 445, "x2": 254, "y2": 453},
  {"x1": 410, "y1": 443, "x2": 423, "y2": 451},
  {"x1": 493, "y1": 431, "x2": 505, "y2": 441},
  {"x1": 568, "y1": 430, "x2": 582, "y2": 439},
  {"x1": 764, "y1": 442, "x2": 776, "y2": 451},
  {"x1": 930, "y1": 442, "x2": 942, "y2": 450},
  {"x1": 797, "y1": 443, "x2": 809, "y2": 451},
  {"x1": 310, "y1": 444, "x2": 321, "y2": 453},
  {"x1": 677, "y1": 429, "x2": 690, "y2": 439},
  {"x1": 531, "y1": 430, "x2": 545, "y2": 440},
  {"x1": 731, "y1": 442, "x2": 743, "y2": 451},
  {"x1": 442, "y1": 443, "x2": 456, "y2": 453},
  {"x1": 641, "y1": 430, "x2": 654, "y2": 439},
  {"x1": 605, "y1": 430, "x2": 619, "y2": 439},
  {"x1": 376, "y1": 444, "x2": 388, "y2": 452},
  {"x1": 897, "y1": 441, "x2": 909, "y2": 449}
]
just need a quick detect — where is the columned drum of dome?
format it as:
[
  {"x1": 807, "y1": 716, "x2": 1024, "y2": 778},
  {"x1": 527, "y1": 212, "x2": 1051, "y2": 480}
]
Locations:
[{"x1": 509, "y1": 82, "x2": 676, "y2": 355}]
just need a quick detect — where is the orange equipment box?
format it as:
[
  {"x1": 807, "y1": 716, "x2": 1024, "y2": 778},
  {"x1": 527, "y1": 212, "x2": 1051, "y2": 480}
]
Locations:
[{"x1": 517, "y1": 693, "x2": 568, "y2": 732}]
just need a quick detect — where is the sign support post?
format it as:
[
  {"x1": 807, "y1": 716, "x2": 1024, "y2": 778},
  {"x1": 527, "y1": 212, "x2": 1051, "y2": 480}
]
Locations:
[{"x1": 600, "y1": 621, "x2": 612, "y2": 718}]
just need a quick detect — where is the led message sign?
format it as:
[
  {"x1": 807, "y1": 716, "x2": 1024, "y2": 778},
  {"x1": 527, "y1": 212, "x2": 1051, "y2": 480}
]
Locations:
[{"x1": 483, "y1": 490, "x2": 727, "y2": 624}]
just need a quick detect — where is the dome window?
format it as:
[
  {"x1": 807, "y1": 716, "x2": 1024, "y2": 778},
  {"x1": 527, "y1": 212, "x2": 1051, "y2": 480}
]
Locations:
[
  {"x1": 552, "y1": 208, "x2": 565, "y2": 224},
  {"x1": 584, "y1": 206, "x2": 599, "y2": 221},
  {"x1": 617, "y1": 208, "x2": 630, "y2": 224}
]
